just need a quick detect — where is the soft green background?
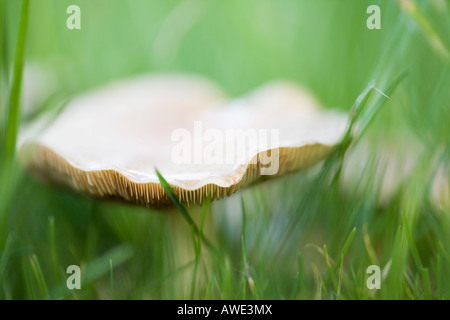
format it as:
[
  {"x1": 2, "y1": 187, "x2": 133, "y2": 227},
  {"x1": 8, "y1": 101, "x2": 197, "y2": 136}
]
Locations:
[{"x1": 0, "y1": 0, "x2": 449, "y2": 299}]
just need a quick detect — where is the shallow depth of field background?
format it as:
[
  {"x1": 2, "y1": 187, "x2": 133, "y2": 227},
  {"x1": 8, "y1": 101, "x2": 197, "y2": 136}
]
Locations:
[{"x1": 0, "y1": 0, "x2": 449, "y2": 299}]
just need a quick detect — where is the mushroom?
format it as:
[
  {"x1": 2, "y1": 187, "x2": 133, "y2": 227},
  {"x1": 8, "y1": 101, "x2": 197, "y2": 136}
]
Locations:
[{"x1": 18, "y1": 74, "x2": 348, "y2": 206}]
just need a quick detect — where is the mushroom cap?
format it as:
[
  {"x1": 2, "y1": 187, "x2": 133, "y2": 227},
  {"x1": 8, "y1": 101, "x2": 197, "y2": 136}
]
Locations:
[{"x1": 18, "y1": 74, "x2": 348, "y2": 206}]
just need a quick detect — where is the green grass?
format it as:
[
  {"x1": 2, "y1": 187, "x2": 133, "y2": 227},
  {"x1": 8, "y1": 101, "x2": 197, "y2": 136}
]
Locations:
[{"x1": 0, "y1": 0, "x2": 449, "y2": 300}]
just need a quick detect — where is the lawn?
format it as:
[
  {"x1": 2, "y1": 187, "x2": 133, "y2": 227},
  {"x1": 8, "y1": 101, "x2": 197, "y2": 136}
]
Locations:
[{"x1": 0, "y1": 0, "x2": 449, "y2": 299}]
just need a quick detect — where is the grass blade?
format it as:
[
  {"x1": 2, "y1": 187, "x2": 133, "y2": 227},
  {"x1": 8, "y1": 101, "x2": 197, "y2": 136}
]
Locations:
[
  {"x1": 355, "y1": 69, "x2": 409, "y2": 142},
  {"x1": 4, "y1": 0, "x2": 29, "y2": 161},
  {"x1": 156, "y1": 168, "x2": 215, "y2": 253},
  {"x1": 402, "y1": 214, "x2": 432, "y2": 299},
  {"x1": 0, "y1": 234, "x2": 13, "y2": 289},
  {"x1": 240, "y1": 196, "x2": 257, "y2": 298},
  {"x1": 399, "y1": 0, "x2": 450, "y2": 63},
  {"x1": 290, "y1": 253, "x2": 306, "y2": 299},
  {"x1": 109, "y1": 259, "x2": 114, "y2": 300},
  {"x1": 28, "y1": 254, "x2": 49, "y2": 299}
]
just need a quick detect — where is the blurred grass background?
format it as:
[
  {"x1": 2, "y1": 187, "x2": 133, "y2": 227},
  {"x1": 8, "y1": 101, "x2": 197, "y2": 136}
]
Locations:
[{"x1": 0, "y1": 0, "x2": 449, "y2": 299}]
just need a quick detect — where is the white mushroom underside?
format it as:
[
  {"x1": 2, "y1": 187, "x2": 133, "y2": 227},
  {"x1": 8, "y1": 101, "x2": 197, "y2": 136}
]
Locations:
[{"x1": 18, "y1": 74, "x2": 348, "y2": 205}]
